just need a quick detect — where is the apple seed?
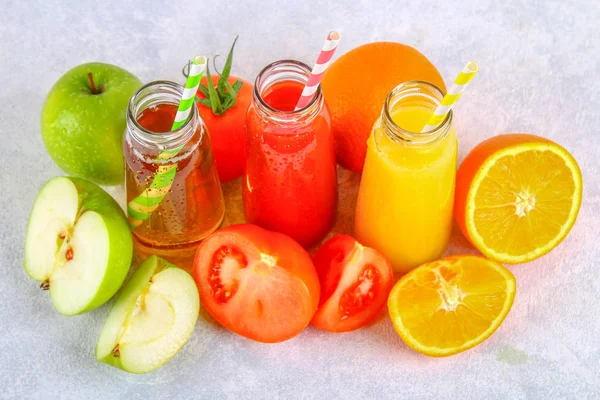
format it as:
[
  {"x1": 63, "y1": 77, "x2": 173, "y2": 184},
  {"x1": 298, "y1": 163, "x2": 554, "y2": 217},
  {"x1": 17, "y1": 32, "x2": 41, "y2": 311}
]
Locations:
[{"x1": 112, "y1": 345, "x2": 120, "y2": 358}]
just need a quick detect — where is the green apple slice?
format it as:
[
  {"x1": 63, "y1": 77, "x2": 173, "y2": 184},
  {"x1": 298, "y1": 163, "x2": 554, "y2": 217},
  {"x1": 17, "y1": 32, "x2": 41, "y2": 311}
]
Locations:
[
  {"x1": 24, "y1": 176, "x2": 132, "y2": 315},
  {"x1": 96, "y1": 256, "x2": 200, "y2": 374}
]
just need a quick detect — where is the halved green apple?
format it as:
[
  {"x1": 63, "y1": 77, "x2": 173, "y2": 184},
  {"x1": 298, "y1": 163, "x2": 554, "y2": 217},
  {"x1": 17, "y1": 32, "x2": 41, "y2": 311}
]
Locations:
[
  {"x1": 96, "y1": 256, "x2": 200, "y2": 374},
  {"x1": 24, "y1": 176, "x2": 132, "y2": 315}
]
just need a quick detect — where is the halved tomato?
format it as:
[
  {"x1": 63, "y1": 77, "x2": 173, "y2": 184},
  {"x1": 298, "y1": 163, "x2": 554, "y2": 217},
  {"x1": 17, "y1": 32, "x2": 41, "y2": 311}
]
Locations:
[
  {"x1": 192, "y1": 224, "x2": 320, "y2": 343},
  {"x1": 311, "y1": 235, "x2": 394, "y2": 332}
]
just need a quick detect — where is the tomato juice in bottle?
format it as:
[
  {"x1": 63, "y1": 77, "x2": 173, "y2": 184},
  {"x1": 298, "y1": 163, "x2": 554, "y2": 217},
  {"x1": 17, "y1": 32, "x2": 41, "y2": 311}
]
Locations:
[{"x1": 244, "y1": 60, "x2": 337, "y2": 247}]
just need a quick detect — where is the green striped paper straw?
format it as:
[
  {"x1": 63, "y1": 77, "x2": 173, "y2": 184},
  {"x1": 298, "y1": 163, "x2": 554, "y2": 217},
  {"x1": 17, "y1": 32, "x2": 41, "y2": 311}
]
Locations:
[{"x1": 127, "y1": 56, "x2": 207, "y2": 228}]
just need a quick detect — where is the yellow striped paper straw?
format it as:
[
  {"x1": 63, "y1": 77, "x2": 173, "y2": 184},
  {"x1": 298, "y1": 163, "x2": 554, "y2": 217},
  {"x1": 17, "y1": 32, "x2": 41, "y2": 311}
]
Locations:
[
  {"x1": 421, "y1": 61, "x2": 478, "y2": 132},
  {"x1": 127, "y1": 56, "x2": 207, "y2": 229}
]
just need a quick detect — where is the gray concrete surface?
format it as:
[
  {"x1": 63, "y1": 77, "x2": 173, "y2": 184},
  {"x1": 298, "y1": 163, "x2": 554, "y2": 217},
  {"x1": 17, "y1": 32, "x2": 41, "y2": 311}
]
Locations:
[{"x1": 1, "y1": 0, "x2": 599, "y2": 398}]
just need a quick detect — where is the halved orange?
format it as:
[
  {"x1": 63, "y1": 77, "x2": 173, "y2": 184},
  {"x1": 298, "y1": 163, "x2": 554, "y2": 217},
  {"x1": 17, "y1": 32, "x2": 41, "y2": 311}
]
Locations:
[
  {"x1": 455, "y1": 134, "x2": 583, "y2": 264},
  {"x1": 388, "y1": 256, "x2": 516, "y2": 357}
]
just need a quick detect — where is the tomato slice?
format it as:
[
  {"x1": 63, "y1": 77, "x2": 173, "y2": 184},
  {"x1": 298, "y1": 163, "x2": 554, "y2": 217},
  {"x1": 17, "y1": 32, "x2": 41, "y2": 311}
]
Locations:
[
  {"x1": 311, "y1": 235, "x2": 394, "y2": 332},
  {"x1": 193, "y1": 224, "x2": 320, "y2": 343}
]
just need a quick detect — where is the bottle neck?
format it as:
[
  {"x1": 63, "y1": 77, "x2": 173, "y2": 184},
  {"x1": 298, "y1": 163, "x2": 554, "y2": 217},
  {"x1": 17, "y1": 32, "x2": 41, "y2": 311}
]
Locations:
[
  {"x1": 126, "y1": 80, "x2": 200, "y2": 150},
  {"x1": 380, "y1": 80, "x2": 452, "y2": 147},
  {"x1": 252, "y1": 60, "x2": 323, "y2": 126}
]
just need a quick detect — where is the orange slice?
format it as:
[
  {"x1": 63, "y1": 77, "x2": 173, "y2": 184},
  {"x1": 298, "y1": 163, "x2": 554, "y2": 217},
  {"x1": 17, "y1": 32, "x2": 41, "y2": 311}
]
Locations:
[
  {"x1": 388, "y1": 255, "x2": 516, "y2": 357},
  {"x1": 455, "y1": 134, "x2": 582, "y2": 264}
]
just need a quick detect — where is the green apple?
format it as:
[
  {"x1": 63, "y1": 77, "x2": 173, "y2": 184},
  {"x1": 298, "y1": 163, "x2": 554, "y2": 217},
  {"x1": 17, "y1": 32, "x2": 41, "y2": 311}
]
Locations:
[
  {"x1": 24, "y1": 176, "x2": 133, "y2": 315},
  {"x1": 41, "y1": 62, "x2": 142, "y2": 185},
  {"x1": 96, "y1": 256, "x2": 199, "y2": 374}
]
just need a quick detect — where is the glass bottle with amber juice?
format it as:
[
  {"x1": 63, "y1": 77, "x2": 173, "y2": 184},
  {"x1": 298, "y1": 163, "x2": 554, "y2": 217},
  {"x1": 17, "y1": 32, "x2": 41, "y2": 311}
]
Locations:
[{"x1": 124, "y1": 81, "x2": 225, "y2": 251}]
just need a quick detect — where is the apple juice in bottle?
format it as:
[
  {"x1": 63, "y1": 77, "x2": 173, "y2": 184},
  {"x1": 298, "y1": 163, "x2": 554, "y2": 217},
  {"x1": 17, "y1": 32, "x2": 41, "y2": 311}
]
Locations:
[{"x1": 124, "y1": 81, "x2": 225, "y2": 250}]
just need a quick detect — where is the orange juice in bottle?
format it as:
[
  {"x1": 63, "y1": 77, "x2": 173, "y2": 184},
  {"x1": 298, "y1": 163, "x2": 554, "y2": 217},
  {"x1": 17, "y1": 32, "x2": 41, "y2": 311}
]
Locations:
[{"x1": 355, "y1": 81, "x2": 457, "y2": 273}]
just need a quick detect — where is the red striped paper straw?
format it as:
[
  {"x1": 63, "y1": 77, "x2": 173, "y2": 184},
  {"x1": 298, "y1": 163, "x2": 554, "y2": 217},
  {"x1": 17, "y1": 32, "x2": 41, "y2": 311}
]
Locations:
[{"x1": 295, "y1": 31, "x2": 341, "y2": 110}]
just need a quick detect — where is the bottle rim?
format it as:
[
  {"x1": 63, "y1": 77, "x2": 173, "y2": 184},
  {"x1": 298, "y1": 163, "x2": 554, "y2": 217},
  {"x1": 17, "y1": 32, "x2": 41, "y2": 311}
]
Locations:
[
  {"x1": 127, "y1": 80, "x2": 200, "y2": 148},
  {"x1": 252, "y1": 59, "x2": 323, "y2": 120},
  {"x1": 381, "y1": 80, "x2": 453, "y2": 146}
]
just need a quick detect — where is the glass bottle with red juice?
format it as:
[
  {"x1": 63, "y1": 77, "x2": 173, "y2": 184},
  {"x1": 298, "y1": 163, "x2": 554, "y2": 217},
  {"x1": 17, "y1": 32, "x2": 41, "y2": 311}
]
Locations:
[
  {"x1": 244, "y1": 60, "x2": 337, "y2": 247},
  {"x1": 124, "y1": 81, "x2": 225, "y2": 250}
]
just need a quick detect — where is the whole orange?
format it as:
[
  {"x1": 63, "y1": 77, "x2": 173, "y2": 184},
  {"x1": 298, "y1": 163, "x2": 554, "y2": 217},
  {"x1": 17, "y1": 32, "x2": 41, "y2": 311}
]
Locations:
[{"x1": 321, "y1": 42, "x2": 446, "y2": 173}]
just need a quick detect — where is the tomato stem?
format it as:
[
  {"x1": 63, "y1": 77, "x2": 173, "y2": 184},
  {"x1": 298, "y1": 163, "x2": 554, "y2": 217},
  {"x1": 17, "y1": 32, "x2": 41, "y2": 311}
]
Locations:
[{"x1": 185, "y1": 36, "x2": 244, "y2": 116}]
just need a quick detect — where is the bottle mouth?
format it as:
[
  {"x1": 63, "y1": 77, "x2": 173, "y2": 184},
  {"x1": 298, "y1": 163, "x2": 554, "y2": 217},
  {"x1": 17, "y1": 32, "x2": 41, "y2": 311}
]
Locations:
[
  {"x1": 253, "y1": 60, "x2": 322, "y2": 117},
  {"x1": 382, "y1": 80, "x2": 452, "y2": 145},
  {"x1": 127, "y1": 80, "x2": 198, "y2": 147}
]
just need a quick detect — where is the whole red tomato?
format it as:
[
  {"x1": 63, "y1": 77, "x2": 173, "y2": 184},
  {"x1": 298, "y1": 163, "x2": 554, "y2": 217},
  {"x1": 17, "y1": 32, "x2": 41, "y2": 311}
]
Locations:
[
  {"x1": 188, "y1": 36, "x2": 252, "y2": 183},
  {"x1": 192, "y1": 224, "x2": 320, "y2": 343},
  {"x1": 196, "y1": 74, "x2": 252, "y2": 182}
]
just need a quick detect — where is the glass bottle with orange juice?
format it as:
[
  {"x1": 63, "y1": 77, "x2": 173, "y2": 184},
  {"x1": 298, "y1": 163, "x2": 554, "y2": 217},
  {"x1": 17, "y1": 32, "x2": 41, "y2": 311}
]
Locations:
[{"x1": 355, "y1": 81, "x2": 457, "y2": 273}]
